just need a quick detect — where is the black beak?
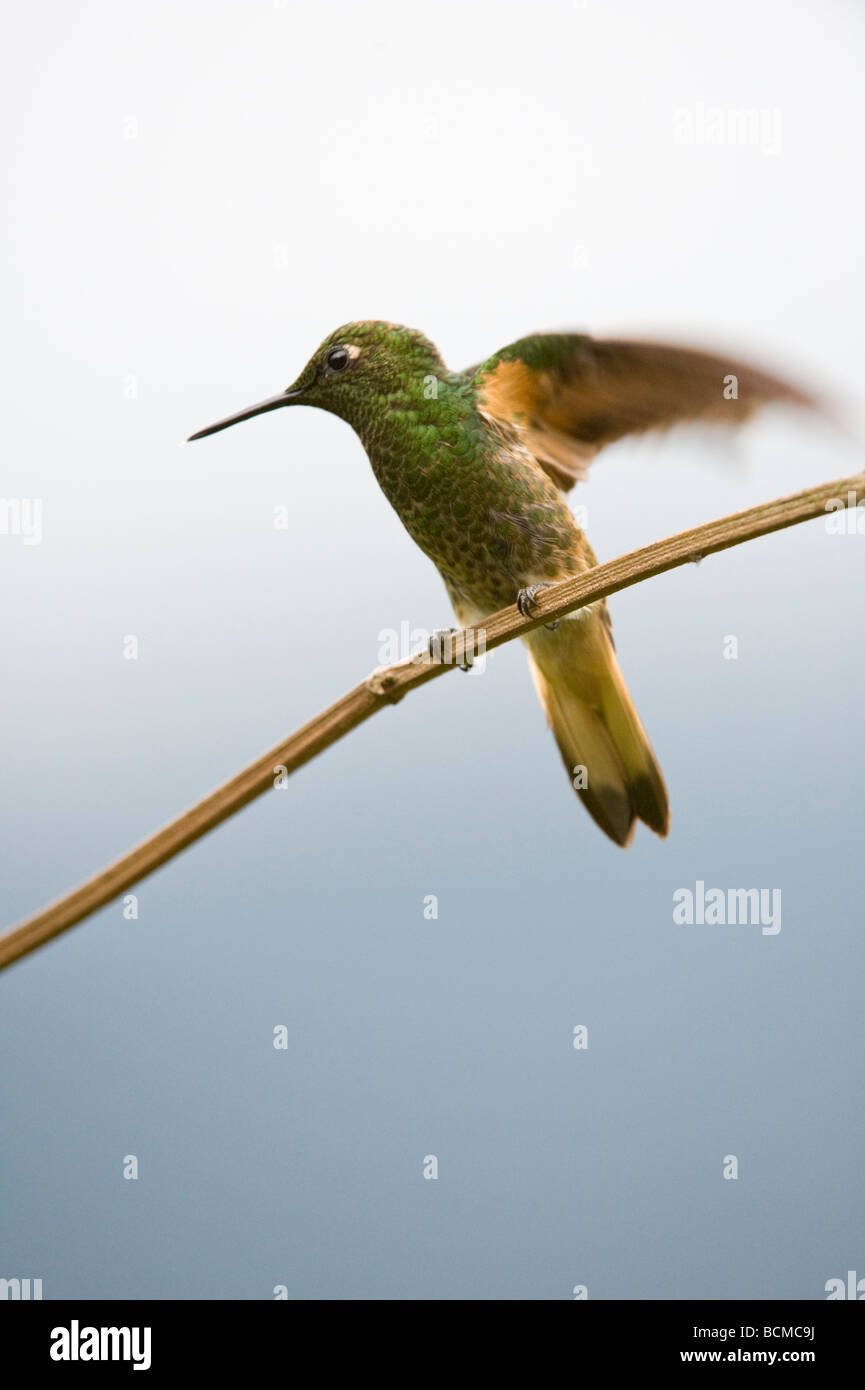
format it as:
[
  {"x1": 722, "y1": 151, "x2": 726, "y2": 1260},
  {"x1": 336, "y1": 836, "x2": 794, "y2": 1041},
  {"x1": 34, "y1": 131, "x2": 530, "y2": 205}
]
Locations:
[{"x1": 187, "y1": 386, "x2": 305, "y2": 442}]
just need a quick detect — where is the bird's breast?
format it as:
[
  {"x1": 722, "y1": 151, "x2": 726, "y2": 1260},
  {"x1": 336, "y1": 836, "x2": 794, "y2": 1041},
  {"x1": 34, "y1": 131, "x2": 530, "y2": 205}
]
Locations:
[{"x1": 365, "y1": 424, "x2": 585, "y2": 613}]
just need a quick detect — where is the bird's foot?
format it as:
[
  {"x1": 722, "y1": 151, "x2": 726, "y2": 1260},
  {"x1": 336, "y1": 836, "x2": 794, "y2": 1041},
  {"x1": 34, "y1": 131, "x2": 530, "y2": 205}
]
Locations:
[
  {"x1": 516, "y1": 583, "x2": 560, "y2": 630},
  {"x1": 427, "y1": 628, "x2": 474, "y2": 671}
]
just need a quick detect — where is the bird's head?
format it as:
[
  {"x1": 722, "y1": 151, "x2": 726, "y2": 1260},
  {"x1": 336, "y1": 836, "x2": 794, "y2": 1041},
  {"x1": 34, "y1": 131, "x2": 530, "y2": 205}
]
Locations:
[{"x1": 188, "y1": 321, "x2": 447, "y2": 442}]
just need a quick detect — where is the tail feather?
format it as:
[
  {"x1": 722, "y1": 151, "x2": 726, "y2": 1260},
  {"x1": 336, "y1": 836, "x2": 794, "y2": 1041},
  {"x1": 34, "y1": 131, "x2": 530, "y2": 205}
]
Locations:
[{"x1": 525, "y1": 612, "x2": 669, "y2": 846}]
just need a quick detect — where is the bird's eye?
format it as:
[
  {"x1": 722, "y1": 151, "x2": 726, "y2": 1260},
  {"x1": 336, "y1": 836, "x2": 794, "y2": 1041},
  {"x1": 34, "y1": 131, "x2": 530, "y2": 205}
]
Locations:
[{"x1": 326, "y1": 346, "x2": 351, "y2": 373}]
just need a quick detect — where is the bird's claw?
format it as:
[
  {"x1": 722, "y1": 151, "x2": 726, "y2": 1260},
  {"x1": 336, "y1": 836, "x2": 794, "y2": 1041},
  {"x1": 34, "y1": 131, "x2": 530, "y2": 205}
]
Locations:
[
  {"x1": 427, "y1": 628, "x2": 473, "y2": 671},
  {"x1": 516, "y1": 584, "x2": 560, "y2": 630}
]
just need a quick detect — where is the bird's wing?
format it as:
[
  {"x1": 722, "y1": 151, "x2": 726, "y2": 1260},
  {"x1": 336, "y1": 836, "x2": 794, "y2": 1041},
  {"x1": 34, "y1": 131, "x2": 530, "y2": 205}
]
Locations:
[{"x1": 469, "y1": 333, "x2": 817, "y2": 492}]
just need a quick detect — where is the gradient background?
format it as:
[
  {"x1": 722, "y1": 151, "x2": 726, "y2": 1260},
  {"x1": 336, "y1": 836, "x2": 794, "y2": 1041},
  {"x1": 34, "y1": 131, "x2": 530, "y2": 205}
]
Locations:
[{"x1": 1, "y1": 0, "x2": 863, "y2": 1300}]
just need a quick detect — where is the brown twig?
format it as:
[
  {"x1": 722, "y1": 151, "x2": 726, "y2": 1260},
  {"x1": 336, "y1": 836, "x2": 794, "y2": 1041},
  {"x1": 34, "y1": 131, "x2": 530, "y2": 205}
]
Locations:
[{"x1": 1, "y1": 468, "x2": 862, "y2": 973}]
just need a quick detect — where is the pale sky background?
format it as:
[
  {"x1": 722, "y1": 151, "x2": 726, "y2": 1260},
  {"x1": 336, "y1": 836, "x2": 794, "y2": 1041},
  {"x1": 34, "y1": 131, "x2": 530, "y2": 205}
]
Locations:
[{"x1": 1, "y1": 0, "x2": 863, "y2": 1299}]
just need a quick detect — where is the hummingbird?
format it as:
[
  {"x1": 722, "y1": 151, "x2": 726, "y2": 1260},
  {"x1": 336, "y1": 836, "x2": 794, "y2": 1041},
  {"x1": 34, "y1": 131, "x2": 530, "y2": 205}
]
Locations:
[{"x1": 189, "y1": 322, "x2": 812, "y2": 846}]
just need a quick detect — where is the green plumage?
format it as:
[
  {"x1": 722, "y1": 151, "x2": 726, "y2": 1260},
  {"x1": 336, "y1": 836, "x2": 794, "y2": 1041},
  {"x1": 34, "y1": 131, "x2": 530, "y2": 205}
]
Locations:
[
  {"x1": 190, "y1": 318, "x2": 814, "y2": 844},
  {"x1": 303, "y1": 322, "x2": 588, "y2": 622}
]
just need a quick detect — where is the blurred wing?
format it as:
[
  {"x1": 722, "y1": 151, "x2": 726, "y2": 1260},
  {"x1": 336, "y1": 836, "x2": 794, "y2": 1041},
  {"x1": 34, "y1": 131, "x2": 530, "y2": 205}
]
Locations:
[{"x1": 471, "y1": 333, "x2": 817, "y2": 492}]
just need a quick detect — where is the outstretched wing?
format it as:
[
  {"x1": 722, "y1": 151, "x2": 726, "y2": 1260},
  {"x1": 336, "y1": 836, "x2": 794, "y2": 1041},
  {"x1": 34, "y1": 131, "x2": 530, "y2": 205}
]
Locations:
[{"x1": 470, "y1": 333, "x2": 817, "y2": 492}]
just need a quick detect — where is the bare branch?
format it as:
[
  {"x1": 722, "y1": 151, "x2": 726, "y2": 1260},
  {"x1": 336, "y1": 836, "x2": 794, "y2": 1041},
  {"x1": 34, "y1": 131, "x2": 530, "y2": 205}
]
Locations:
[{"x1": 1, "y1": 468, "x2": 862, "y2": 973}]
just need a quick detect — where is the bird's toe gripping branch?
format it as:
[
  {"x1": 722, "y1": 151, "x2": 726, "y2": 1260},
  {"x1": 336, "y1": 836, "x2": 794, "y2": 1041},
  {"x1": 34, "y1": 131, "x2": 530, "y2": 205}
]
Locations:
[
  {"x1": 516, "y1": 584, "x2": 561, "y2": 630},
  {"x1": 427, "y1": 628, "x2": 474, "y2": 671}
]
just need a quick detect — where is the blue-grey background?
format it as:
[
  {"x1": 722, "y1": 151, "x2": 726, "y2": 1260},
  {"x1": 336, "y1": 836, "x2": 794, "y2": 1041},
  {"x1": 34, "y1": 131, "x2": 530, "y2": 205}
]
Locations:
[{"x1": 1, "y1": 0, "x2": 863, "y2": 1299}]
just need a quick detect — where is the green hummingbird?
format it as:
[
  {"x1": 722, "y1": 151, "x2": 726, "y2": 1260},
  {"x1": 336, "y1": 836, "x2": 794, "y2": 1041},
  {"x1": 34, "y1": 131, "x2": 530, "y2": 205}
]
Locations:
[{"x1": 189, "y1": 322, "x2": 812, "y2": 846}]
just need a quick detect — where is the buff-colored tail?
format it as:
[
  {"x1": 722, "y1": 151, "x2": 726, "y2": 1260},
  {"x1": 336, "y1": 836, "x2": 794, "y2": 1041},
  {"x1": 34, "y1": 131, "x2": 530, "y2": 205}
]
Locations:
[{"x1": 525, "y1": 611, "x2": 669, "y2": 847}]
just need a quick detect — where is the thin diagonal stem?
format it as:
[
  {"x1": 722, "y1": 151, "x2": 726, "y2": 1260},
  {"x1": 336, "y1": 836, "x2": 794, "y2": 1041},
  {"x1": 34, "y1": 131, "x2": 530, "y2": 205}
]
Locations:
[{"x1": 1, "y1": 468, "x2": 862, "y2": 973}]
